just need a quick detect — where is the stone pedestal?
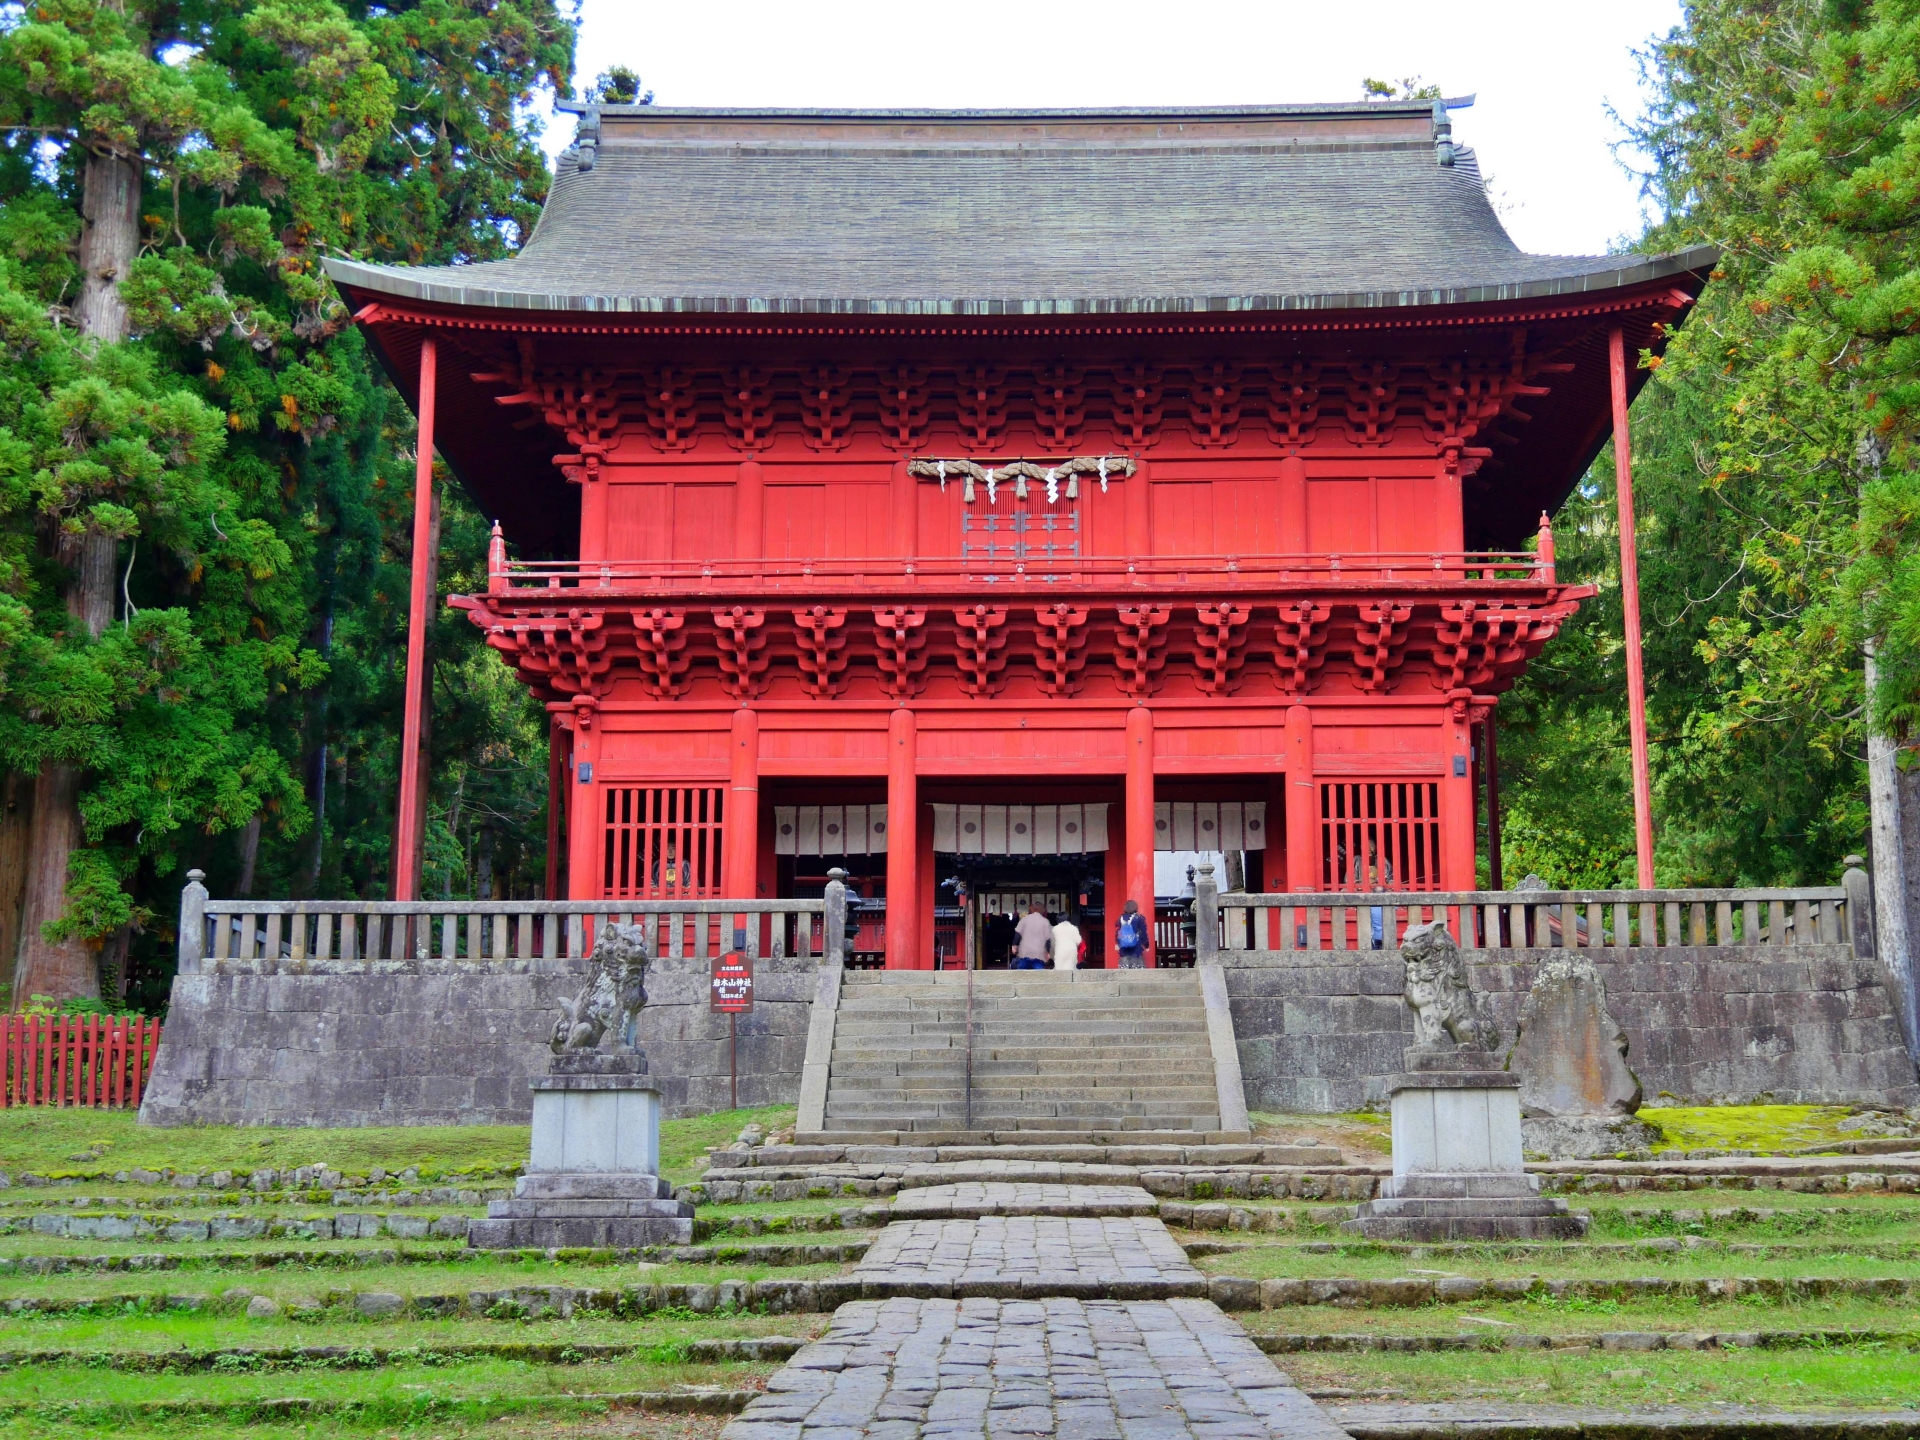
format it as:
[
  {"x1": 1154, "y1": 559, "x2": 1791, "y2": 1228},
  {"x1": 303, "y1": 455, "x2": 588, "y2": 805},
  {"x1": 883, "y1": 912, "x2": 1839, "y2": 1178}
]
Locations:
[
  {"x1": 1344, "y1": 1048, "x2": 1587, "y2": 1241},
  {"x1": 468, "y1": 1051, "x2": 694, "y2": 1250}
]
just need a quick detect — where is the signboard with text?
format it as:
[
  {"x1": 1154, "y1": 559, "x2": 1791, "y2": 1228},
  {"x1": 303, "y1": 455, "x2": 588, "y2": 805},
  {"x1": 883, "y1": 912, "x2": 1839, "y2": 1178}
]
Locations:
[{"x1": 710, "y1": 952, "x2": 754, "y2": 1013}]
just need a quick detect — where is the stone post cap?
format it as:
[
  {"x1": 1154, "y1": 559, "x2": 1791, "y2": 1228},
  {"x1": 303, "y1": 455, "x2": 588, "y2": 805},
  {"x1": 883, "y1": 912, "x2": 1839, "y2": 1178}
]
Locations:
[{"x1": 1388, "y1": 1045, "x2": 1518, "y2": 1094}]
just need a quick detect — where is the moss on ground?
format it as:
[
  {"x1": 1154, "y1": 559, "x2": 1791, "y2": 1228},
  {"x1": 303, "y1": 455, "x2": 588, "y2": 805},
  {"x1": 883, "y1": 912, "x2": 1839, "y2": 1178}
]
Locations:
[{"x1": 1635, "y1": 1104, "x2": 1871, "y2": 1155}]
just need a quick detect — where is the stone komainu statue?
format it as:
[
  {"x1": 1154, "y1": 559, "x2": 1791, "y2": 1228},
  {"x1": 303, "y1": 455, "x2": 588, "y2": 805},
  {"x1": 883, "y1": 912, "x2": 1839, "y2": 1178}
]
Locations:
[
  {"x1": 551, "y1": 922, "x2": 650, "y2": 1054},
  {"x1": 1402, "y1": 920, "x2": 1498, "y2": 1051}
]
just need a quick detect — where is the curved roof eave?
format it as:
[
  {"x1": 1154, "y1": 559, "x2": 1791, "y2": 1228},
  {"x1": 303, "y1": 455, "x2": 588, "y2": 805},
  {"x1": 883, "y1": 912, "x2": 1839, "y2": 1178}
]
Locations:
[{"x1": 323, "y1": 245, "x2": 1720, "y2": 321}]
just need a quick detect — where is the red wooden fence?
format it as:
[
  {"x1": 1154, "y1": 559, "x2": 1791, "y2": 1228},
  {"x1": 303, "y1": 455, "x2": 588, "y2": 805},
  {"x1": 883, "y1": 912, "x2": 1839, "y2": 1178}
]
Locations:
[{"x1": 0, "y1": 1015, "x2": 163, "y2": 1108}]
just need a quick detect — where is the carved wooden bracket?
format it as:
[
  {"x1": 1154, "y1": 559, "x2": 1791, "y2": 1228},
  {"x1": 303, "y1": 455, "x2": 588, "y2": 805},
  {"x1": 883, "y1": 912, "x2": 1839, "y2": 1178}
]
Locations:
[
  {"x1": 1274, "y1": 600, "x2": 1330, "y2": 698},
  {"x1": 722, "y1": 367, "x2": 776, "y2": 453},
  {"x1": 792, "y1": 606, "x2": 850, "y2": 699},
  {"x1": 642, "y1": 367, "x2": 699, "y2": 453},
  {"x1": 1033, "y1": 602, "x2": 1090, "y2": 698},
  {"x1": 1265, "y1": 363, "x2": 1322, "y2": 447},
  {"x1": 471, "y1": 605, "x2": 612, "y2": 700},
  {"x1": 952, "y1": 604, "x2": 1010, "y2": 698},
  {"x1": 1187, "y1": 362, "x2": 1244, "y2": 449},
  {"x1": 1353, "y1": 600, "x2": 1413, "y2": 693},
  {"x1": 873, "y1": 606, "x2": 929, "y2": 700},
  {"x1": 801, "y1": 365, "x2": 854, "y2": 452},
  {"x1": 1109, "y1": 362, "x2": 1164, "y2": 449},
  {"x1": 712, "y1": 605, "x2": 769, "y2": 700},
  {"x1": 1033, "y1": 364, "x2": 1086, "y2": 450},
  {"x1": 955, "y1": 365, "x2": 1008, "y2": 451},
  {"x1": 1114, "y1": 603, "x2": 1171, "y2": 700},
  {"x1": 631, "y1": 607, "x2": 692, "y2": 699},
  {"x1": 1193, "y1": 602, "x2": 1251, "y2": 696},
  {"x1": 877, "y1": 365, "x2": 930, "y2": 452},
  {"x1": 1343, "y1": 363, "x2": 1402, "y2": 446}
]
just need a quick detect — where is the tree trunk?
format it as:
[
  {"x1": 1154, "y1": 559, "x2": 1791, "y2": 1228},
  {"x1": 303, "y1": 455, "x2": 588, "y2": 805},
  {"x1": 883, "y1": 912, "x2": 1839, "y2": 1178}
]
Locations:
[
  {"x1": 1866, "y1": 647, "x2": 1920, "y2": 1063},
  {"x1": 74, "y1": 148, "x2": 139, "y2": 346},
  {"x1": 235, "y1": 814, "x2": 262, "y2": 897},
  {"x1": 0, "y1": 774, "x2": 34, "y2": 1005},
  {"x1": 476, "y1": 825, "x2": 495, "y2": 902},
  {"x1": 13, "y1": 763, "x2": 97, "y2": 1005},
  {"x1": 14, "y1": 149, "x2": 143, "y2": 1007}
]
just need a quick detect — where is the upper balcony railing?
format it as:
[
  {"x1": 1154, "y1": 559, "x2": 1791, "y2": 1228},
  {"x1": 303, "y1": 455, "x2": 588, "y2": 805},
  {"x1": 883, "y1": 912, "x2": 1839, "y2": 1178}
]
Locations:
[
  {"x1": 484, "y1": 514, "x2": 1562, "y2": 598},
  {"x1": 485, "y1": 550, "x2": 1556, "y2": 597}
]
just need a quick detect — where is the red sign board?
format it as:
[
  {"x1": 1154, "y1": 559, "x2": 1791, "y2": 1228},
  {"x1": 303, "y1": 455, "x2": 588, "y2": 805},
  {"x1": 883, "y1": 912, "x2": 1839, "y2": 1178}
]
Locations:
[{"x1": 711, "y1": 952, "x2": 754, "y2": 1013}]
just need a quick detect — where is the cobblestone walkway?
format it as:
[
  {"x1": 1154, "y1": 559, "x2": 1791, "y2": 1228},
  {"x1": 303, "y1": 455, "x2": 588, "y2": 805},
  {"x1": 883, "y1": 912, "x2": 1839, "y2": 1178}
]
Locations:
[
  {"x1": 893, "y1": 1184, "x2": 1159, "y2": 1219},
  {"x1": 855, "y1": 1217, "x2": 1200, "y2": 1293},
  {"x1": 724, "y1": 1296, "x2": 1351, "y2": 1440}
]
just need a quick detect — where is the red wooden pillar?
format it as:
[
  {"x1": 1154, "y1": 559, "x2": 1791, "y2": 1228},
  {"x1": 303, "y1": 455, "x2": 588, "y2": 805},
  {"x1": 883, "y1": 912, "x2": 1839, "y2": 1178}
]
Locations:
[
  {"x1": 1283, "y1": 705, "x2": 1317, "y2": 891},
  {"x1": 1103, "y1": 799, "x2": 1127, "y2": 968},
  {"x1": 1484, "y1": 712, "x2": 1503, "y2": 890},
  {"x1": 1277, "y1": 455, "x2": 1307, "y2": 555},
  {"x1": 890, "y1": 459, "x2": 916, "y2": 558},
  {"x1": 393, "y1": 336, "x2": 436, "y2": 901},
  {"x1": 1441, "y1": 709, "x2": 1476, "y2": 891},
  {"x1": 1125, "y1": 706, "x2": 1155, "y2": 965},
  {"x1": 723, "y1": 708, "x2": 759, "y2": 902},
  {"x1": 736, "y1": 459, "x2": 764, "y2": 564},
  {"x1": 885, "y1": 708, "x2": 919, "y2": 968},
  {"x1": 565, "y1": 709, "x2": 599, "y2": 901},
  {"x1": 1609, "y1": 326, "x2": 1657, "y2": 888},
  {"x1": 1125, "y1": 460, "x2": 1150, "y2": 558}
]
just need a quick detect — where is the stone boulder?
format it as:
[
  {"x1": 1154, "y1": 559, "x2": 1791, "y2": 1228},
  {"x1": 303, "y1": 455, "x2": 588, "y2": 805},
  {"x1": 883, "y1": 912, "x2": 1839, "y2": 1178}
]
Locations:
[{"x1": 1508, "y1": 952, "x2": 1658, "y2": 1159}]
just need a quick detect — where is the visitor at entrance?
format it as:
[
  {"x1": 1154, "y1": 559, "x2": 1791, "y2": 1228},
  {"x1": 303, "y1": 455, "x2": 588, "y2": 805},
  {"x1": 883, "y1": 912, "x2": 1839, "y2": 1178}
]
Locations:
[
  {"x1": 1013, "y1": 903, "x2": 1053, "y2": 969},
  {"x1": 1051, "y1": 913, "x2": 1084, "y2": 970},
  {"x1": 984, "y1": 909, "x2": 1016, "y2": 967},
  {"x1": 1115, "y1": 900, "x2": 1148, "y2": 968}
]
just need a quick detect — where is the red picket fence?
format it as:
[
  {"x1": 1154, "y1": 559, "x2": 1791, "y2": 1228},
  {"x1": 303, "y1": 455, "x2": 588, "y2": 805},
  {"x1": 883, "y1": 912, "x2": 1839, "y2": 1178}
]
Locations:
[{"x1": 0, "y1": 1015, "x2": 163, "y2": 1108}]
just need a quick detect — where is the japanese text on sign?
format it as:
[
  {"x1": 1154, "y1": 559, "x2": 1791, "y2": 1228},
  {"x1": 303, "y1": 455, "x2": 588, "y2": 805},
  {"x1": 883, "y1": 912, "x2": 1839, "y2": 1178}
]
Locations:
[{"x1": 711, "y1": 953, "x2": 754, "y2": 1013}]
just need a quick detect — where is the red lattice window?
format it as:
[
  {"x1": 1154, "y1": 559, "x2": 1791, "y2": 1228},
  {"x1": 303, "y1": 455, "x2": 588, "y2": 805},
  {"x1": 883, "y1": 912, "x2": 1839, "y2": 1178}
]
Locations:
[
  {"x1": 1319, "y1": 781, "x2": 1441, "y2": 891},
  {"x1": 603, "y1": 786, "x2": 724, "y2": 900}
]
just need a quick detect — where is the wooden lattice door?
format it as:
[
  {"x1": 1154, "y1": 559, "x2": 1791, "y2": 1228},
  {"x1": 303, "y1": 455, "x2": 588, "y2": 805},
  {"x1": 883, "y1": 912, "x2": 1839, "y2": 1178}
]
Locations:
[
  {"x1": 602, "y1": 786, "x2": 724, "y2": 900},
  {"x1": 1318, "y1": 780, "x2": 1441, "y2": 892}
]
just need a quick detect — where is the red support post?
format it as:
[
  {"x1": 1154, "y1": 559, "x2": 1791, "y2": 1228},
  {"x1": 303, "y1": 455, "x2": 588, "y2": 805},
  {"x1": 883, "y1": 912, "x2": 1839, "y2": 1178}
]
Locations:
[
  {"x1": 885, "y1": 708, "x2": 919, "y2": 969},
  {"x1": 1609, "y1": 327, "x2": 1657, "y2": 888},
  {"x1": 546, "y1": 719, "x2": 565, "y2": 901},
  {"x1": 724, "y1": 709, "x2": 760, "y2": 932},
  {"x1": 394, "y1": 336, "x2": 437, "y2": 902},
  {"x1": 1125, "y1": 706, "x2": 1156, "y2": 965},
  {"x1": 1484, "y1": 711, "x2": 1503, "y2": 891}
]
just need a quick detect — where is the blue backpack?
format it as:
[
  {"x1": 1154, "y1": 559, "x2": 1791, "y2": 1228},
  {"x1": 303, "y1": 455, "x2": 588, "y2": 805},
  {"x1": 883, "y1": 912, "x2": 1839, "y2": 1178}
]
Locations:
[{"x1": 1116, "y1": 913, "x2": 1147, "y2": 951}]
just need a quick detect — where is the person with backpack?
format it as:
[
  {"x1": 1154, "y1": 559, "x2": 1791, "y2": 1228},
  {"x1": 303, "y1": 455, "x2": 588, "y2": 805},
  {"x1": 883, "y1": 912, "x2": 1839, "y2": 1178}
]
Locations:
[{"x1": 1115, "y1": 899, "x2": 1148, "y2": 968}]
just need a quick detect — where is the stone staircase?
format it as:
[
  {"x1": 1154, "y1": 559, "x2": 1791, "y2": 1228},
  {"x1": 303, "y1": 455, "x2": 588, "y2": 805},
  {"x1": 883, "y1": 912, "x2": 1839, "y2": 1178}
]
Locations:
[{"x1": 813, "y1": 969, "x2": 1240, "y2": 1142}]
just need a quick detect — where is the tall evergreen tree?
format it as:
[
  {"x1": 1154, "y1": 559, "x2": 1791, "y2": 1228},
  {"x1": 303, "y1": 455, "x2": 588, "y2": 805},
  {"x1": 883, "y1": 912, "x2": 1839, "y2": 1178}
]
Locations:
[{"x1": 0, "y1": 0, "x2": 573, "y2": 1004}]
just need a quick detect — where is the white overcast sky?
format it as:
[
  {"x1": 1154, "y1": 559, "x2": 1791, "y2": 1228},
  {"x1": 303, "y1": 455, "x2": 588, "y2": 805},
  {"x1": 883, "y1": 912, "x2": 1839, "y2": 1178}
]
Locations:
[{"x1": 548, "y1": 0, "x2": 1685, "y2": 258}]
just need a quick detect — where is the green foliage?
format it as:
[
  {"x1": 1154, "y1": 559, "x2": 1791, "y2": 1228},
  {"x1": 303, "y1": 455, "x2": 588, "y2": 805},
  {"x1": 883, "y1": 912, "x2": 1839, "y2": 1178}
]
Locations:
[
  {"x1": 0, "y1": 1, "x2": 576, "y2": 1001},
  {"x1": 587, "y1": 65, "x2": 651, "y2": 105},
  {"x1": 1497, "y1": 0, "x2": 1920, "y2": 884}
]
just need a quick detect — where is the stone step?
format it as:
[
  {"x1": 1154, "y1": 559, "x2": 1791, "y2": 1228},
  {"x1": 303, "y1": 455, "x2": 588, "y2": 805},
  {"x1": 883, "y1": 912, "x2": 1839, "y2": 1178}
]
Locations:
[
  {"x1": 828, "y1": 1058, "x2": 1218, "y2": 1077},
  {"x1": 831, "y1": 1043, "x2": 1211, "y2": 1060},
  {"x1": 831, "y1": 1020, "x2": 1211, "y2": 1038}
]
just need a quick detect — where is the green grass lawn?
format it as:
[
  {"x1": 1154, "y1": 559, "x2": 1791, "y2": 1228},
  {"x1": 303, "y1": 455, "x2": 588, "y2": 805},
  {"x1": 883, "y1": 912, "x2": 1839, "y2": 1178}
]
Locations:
[
  {"x1": 1194, "y1": 1244, "x2": 1920, "y2": 1282},
  {"x1": 1286, "y1": 1342, "x2": 1920, "y2": 1409},
  {"x1": 1242, "y1": 1293, "x2": 1920, "y2": 1337},
  {"x1": 1636, "y1": 1104, "x2": 1888, "y2": 1155},
  {"x1": 0, "y1": 1105, "x2": 798, "y2": 1188}
]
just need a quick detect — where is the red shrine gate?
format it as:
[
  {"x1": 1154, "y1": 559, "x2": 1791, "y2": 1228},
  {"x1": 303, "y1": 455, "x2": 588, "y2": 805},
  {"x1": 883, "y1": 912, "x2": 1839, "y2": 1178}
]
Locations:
[{"x1": 327, "y1": 101, "x2": 1712, "y2": 965}]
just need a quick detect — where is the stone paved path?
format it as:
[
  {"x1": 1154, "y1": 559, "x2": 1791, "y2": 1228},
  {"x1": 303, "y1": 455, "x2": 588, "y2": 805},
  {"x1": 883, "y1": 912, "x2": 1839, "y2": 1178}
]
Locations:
[
  {"x1": 724, "y1": 1296, "x2": 1352, "y2": 1440},
  {"x1": 893, "y1": 1184, "x2": 1158, "y2": 1219},
  {"x1": 898, "y1": 1161, "x2": 1146, "y2": 1189},
  {"x1": 855, "y1": 1218, "x2": 1200, "y2": 1293}
]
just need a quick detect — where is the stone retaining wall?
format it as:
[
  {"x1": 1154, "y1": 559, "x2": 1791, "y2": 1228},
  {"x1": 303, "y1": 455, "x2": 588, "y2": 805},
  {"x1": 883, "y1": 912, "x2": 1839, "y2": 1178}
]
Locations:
[
  {"x1": 139, "y1": 954, "x2": 821, "y2": 1128},
  {"x1": 1222, "y1": 945, "x2": 1920, "y2": 1113}
]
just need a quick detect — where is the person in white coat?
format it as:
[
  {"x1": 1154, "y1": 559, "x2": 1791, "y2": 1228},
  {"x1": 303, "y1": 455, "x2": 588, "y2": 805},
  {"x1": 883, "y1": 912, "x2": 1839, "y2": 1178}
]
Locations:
[{"x1": 1051, "y1": 914, "x2": 1084, "y2": 969}]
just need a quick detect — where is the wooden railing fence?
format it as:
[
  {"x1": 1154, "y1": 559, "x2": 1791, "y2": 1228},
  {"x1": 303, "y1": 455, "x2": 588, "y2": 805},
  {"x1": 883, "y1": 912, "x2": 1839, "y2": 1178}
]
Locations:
[
  {"x1": 178, "y1": 871, "x2": 845, "y2": 972},
  {"x1": 0, "y1": 1014, "x2": 163, "y2": 1108},
  {"x1": 1192, "y1": 863, "x2": 1873, "y2": 961}
]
